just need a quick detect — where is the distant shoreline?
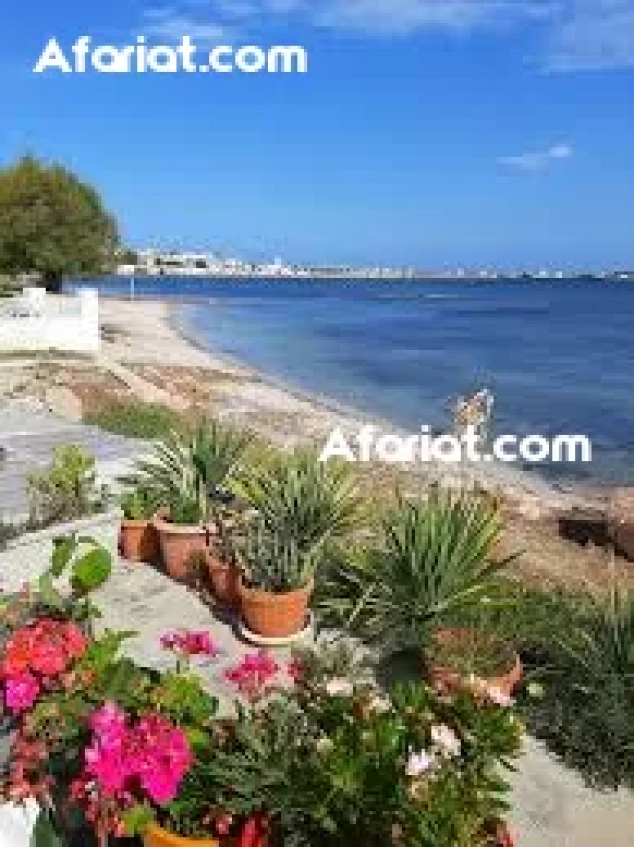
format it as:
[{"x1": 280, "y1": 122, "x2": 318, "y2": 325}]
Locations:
[{"x1": 73, "y1": 272, "x2": 633, "y2": 285}]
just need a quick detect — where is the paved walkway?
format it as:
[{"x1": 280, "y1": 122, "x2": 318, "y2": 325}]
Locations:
[{"x1": 0, "y1": 400, "x2": 140, "y2": 519}]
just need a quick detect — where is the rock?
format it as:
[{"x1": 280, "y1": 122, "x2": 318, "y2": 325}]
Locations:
[
  {"x1": 558, "y1": 508, "x2": 609, "y2": 548},
  {"x1": 44, "y1": 385, "x2": 83, "y2": 422},
  {"x1": 608, "y1": 488, "x2": 634, "y2": 562}
]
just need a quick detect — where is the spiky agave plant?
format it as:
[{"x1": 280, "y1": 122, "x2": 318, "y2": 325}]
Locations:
[
  {"x1": 238, "y1": 517, "x2": 320, "y2": 593},
  {"x1": 524, "y1": 579, "x2": 634, "y2": 789},
  {"x1": 319, "y1": 486, "x2": 517, "y2": 656},
  {"x1": 121, "y1": 419, "x2": 251, "y2": 523},
  {"x1": 235, "y1": 448, "x2": 362, "y2": 554}
]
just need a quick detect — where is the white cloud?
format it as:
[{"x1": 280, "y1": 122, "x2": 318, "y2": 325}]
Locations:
[
  {"x1": 313, "y1": 0, "x2": 553, "y2": 36},
  {"x1": 498, "y1": 143, "x2": 575, "y2": 171},
  {"x1": 143, "y1": 0, "x2": 634, "y2": 70},
  {"x1": 546, "y1": 0, "x2": 634, "y2": 71},
  {"x1": 142, "y1": 7, "x2": 230, "y2": 42}
]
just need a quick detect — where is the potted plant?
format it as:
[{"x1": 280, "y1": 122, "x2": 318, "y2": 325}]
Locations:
[
  {"x1": 318, "y1": 486, "x2": 518, "y2": 661},
  {"x1": 238, "y1": 520, "x2": 316, "y2": 638},
  {"x1": 125, "y1": 421, "x2": 250, "y2": 583},
  {"x1": 120, "y1": 485, "x2": 161, "y2": 563},
  {"x1": 207, "y1": 519, "x2": 241, "y2": 607},
  {"x1": 155, "y1": 488, "x2": 209, "y2": 582},
  {"x1": 427, "y1": 627, "x2": 522, "y2": 699},
  {"x1": 235, "y1": 449, "x2": 361, "y2": 638}
]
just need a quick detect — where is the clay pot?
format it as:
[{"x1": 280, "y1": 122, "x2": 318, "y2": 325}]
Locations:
[
  {"x1": 144, "y1": 817, "x2": 271, "y2": 847},
  {"x1": 120, "y1": 519, "x2": 161, "y2": 564},
  {"x1": 608, "y1": 488, "x2": 634, "y2": 562},
  {"x1": 428, "y1": 628, "x2": 522, "y2": 698},
  {"x1": 143, "y1": 824, "x2": 225, "y2": 847},
  {"x1": 208, "y1": 549, "x2": 241, "y2": 607},
  {"x1": 239, "y1": 578, "x2": 313, "y2": 639},
  {"x1": 154, "y1": 515, "x2": 209, "y2": 582}
]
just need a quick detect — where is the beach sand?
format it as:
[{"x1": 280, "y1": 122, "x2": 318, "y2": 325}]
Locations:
[{"x1": 1, "y1": 295, "x2": 629, "y2": 589}]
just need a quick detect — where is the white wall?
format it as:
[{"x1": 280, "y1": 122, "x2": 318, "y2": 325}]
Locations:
[{"x1": 0, "y1": 288, "x2": 100, "y2": 354}]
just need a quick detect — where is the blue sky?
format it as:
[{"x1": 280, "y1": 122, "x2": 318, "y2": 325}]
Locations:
[{"x1": 1, "y1": 0, "x2": 633, "y2": 268}]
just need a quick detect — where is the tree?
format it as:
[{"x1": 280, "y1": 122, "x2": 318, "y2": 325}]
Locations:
[{"x1": 0, "y1": 156, "x2": 119, "y2": 291}]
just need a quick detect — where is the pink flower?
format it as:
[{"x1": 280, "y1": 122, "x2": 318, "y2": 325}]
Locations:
[
  {"x1": 160, "y1": 630, "x2": 219, "y2": 658},
  {"x1": 83, "y1": 705, "x2": 192, "y2": 806},
  {"x1": 287, "y1": 657, "x2": 303, "y2": 682},
  {"x1": 85, "y1": 704, "x2": 131, "y2": 798},
  {"x1": 4, "y1": 672, "x2": 40, "y2": 714},
  {"x1": 135, "y1": 714, "x2": 192, "y2": 804},
  {"x1": 485, "y1": 686, "x2": 514, "y2": 708},
  {"x1": 224, "y1": 651, "x2": 280, "y2": 699},
  {"x1": 406, "y1": 749, "x2": 436, "y2": 778}
]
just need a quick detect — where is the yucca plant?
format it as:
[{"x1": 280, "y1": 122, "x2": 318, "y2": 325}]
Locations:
[
  {"x1": 319, "y1": 486, "x2": 517, "y2": 656},
  {"x1": 236, "y1": 449, "x2": 362, "y2": 554},
  {"x1": 123, "y1": 419, "x2": 250, "y2": 524},
  {"x1": 523, "y1": 580, "x2": 634, "y2": 789},
  {"x1": 237, "y1": 517, "x2": 320, "y2": 592}
]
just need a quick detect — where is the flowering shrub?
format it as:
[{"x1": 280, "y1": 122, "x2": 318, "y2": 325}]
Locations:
[
  {"x1": 165, "y1": 645, "x2": 522, "y2": 847},
  {"x1": 69, "y1": 702, "x2": 192, "y2": 837},
  {"x1": 291, "y1": 678, "x2": 522, "y2": 847},
  {"x1": 0, "y1": 537, "x2": 521, "y2": 847},
  {"x1": 1, "y1": 618, "x2": 88, "y2": 713}
]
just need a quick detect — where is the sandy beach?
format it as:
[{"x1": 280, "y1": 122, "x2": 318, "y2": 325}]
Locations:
[{"x1": 1, "y1": 295, "x2": 629, "y2": 589}]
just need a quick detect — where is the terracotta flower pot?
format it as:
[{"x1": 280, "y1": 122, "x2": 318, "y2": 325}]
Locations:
[
  {"x1": 428, "y1": 628, "x2": 522, "y2": 698},
  {"x1": 144, "y1": 818, "x2": 271, "y2": 847},
  {"x1": 143, "y1": 824, "x2": 226, "y2": 847},
  {"x1": 120, "y1": 519, "x2": 161, "y2": 564},
  {"x1": 208, "y1": 549, "x2": 241, "y2": 607},
  {"x1": 239, "y1": 577, "x2": 313, "y2": 639},
  {"x1": 154, "y1": 515, "x2": 209, "y2": 582}
]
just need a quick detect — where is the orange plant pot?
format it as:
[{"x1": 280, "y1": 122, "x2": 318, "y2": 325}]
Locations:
[
  {"x1": 428, "y1": 628, "x2": 523, "y2": 698},
  {"x1": 143, "y1": 824, "x2": 227, "y2": 847},
  {"x1": 239, "y1": 578, "x2": 313, "y2": 639},
  {"x1": 154, "y1": 516, "x2": 209, "y2": 582},
  {"x1": 120, "y1": 519, "x2": 161, "y2": 564},
  {"x1": 208, "y1": 550, "x2": 241, "y2": 607}
]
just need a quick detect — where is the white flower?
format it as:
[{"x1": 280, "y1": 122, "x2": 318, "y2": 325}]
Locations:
[
  {"x1": 325, "y1": 678, "x2": 354, "y2": 697},
  {"x1": 431, "y1": 724, "x2": 461, "y2": 758},
  {"x1": 486, "y1": 686, "x2": 514, "y2": 708},
  {"x1": 367, "y1": 693, "x2": 391, "y2": 714},
  {"x1": 315, "y1": 736, "x2": 334, "y2": 755},
  {"x1": 405, "y1": 749, "x2": 436, "y2": 778}
]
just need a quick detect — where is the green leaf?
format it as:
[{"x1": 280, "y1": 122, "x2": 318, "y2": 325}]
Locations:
[
  {"x1": 31, "y1": 810, "x2": 63, "y2": 847},
  {"x1": 122, "y1": 803, "x2": 155, "y2": 836},
  {"x1": 51, "y1": 534, "x2": 76, "y2": 577},
  {"x1": 36, "y1": 571, "x2": 64, "y2": 611},
  {"x1": 71, "y1": 546, "x2": 112, "y2": 593}
]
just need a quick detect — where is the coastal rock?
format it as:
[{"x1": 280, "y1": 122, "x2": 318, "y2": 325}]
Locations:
[{"x1": 608, "y1": 488, "x2": 634, "y2": 562}]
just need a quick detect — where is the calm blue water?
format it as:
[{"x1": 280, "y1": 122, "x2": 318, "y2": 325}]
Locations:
[{"x1": 69, "y1": 277, "x2": 634, "y2": 486}]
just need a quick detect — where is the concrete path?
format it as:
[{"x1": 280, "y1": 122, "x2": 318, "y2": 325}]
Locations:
[
  {"x1": 0, "y1": 400, "x2": 140, "y2": 519},
  {"x1": 508, "y1": 737, "x2": 634, "y2": 846}
]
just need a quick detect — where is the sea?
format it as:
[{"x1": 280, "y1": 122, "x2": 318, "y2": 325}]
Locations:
[{"x1": 67, "y1": 277, "x2": 634, "y2": 487}]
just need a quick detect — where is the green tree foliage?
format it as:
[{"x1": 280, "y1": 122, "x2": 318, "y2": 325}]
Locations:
[{"x1": 0, "y1": 155, "x2": 119, "y2": 289}]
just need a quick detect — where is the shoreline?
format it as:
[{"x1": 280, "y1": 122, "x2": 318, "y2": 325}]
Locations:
[
  {"x1": 103, "y1": 296, "x2": 604, "y2": 512},
  {"x1": 4, "y1": 294, "x2": 631, "y2": 590}
]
